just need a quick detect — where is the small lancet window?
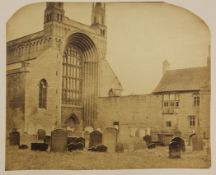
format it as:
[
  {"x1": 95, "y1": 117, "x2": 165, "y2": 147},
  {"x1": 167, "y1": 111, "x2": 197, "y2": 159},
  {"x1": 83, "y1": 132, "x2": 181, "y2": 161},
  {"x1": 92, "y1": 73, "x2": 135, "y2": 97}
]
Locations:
[{"x1": 39, "y1": 79, "x2": 47, "y2": 109}]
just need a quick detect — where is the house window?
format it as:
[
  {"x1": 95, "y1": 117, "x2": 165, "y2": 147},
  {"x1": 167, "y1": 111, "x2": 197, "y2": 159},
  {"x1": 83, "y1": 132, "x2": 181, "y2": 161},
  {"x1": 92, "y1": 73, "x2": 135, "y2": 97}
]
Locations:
[
  {"x1": 163, "y1": 94, "x2": 179, "y2": 107},
  {"x1": 189, "y1": 115, "x2": 196, "y2": 126},
  {"x1": 194, "y1": 96, "x2": 200, "y2": 106},
  {"x1": 162, "y1": 93, "x2": 180, "y2": 113},
  {"x1": 166, "y1": 121, "x2": 172, "y2": 127},
  {"x1": 39, "y1": 79, "x2": 47, "y2": 109}
]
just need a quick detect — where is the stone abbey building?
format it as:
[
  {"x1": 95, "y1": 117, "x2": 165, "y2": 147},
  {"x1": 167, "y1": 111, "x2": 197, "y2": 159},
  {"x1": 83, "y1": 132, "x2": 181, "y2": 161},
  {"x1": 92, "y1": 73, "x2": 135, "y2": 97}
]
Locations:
[
  {"x1": 7, "y1": 2, "x2": 210, "y2": 142},
  {"x1": 7, "y1": 2, "x2": 122, "y2": 134}
]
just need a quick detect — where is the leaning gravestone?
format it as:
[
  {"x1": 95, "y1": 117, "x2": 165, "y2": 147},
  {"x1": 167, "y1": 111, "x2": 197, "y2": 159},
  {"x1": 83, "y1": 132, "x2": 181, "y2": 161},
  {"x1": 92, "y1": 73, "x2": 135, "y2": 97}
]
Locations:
[
  {"x1": 89, "y1": 130, "x2": 102, "y2": 148},
  {"x1": 37, "y1": 129, "x2": 46, "y2": 141},
  {"x1": 103, "y1": 127, "x2": 118, "y2": 152},
  {"x1": 9, "y1": 129, "x2": 20, "y2": 146},
  {"x1": 169, "y1": 141, "x2": 181, "y2": 158},
  {"x1": 51, "y1": 129, "x2": 67, "y2": 152},
  {"x1": 191, "y1": 134, "x2": 203, "y2": 151}
]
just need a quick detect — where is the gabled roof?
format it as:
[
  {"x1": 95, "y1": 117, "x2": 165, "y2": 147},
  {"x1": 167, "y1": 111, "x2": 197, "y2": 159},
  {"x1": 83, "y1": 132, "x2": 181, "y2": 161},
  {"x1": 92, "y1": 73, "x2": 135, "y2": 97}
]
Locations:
[
  {"x1": 99, "y1": 59, "x2": 123, "y2": 97},
  {"x1": 153, "y1": 66, "x2": 210, "y2": 93}
]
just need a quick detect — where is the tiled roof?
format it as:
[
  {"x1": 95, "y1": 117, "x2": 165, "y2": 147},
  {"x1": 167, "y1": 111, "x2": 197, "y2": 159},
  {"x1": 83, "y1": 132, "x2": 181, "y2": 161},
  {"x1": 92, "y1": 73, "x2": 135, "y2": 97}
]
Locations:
[{"x1": 153, "y1": 66, "x2": 210, "y2": 93}]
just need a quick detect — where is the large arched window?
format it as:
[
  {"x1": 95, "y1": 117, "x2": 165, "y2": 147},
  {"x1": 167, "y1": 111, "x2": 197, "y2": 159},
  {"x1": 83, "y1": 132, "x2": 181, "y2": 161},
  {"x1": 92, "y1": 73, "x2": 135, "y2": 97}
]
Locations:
[
  {"x1": 39, "y1": 79, "x2": 47, "y2": 108},
  {"x1": 62, "y1": 45, "x2": 83, "y2": 105}
]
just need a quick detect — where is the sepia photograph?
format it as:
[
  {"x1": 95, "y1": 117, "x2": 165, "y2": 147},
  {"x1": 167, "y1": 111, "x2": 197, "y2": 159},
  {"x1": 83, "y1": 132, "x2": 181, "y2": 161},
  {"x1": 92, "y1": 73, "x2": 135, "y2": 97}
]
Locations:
[{"x1": 4, "y1": 0, "x2": 214, "y2": 172}]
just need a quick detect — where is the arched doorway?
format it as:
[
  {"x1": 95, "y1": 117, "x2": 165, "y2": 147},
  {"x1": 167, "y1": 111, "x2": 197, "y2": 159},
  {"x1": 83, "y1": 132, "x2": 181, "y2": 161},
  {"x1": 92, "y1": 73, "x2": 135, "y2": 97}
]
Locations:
[
  {"x1": 62, "y1": 32, "x2": 99, "y2": 127},
  {"x1": 64, "y1": 113, "x2": 80, "y2": 128}
]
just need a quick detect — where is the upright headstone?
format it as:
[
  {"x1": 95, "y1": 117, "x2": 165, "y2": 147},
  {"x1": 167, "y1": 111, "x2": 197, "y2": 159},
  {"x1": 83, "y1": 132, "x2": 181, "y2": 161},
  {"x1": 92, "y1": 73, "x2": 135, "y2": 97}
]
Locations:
[
  {"x1": 103, "y1": 127, "x2": 118, "y2": 152},
  {"x1": 188, "y1": 133, "x2": 196, "y2": 146},
  {"x1": 83, "y1": 131, "x2": 90, "y2": 150},
  {"x1": 146, "y1": 128, "x2": 151, "y2": 135},
  {"x1": 169, "y1": 141, "x2": 181, "y2": 158},
  {"x1": 143, "y1": 135, "x2": 152, "y2": 145},
  {"x1": 192, "y1": 134, "x2": 203, "y2": 151},
  {"x1": 171, "y1": 137, "x2": 185, "y2": 152},
  {"x1": 37, "y1": 129, "x2": 46, "y2": 141},
  {"x1": 9, "y1": 129, "x2": 20, "y2": 146},
  {"x1": 89, "y1": 130, "x2": 102, "y2": 148},
  {"x1": 44, "y1": 135, "x2": 51, "y2": 145},
  {"x1": 139, "y1": 128, "x2": 146, "y2": 138},
  {"x1": 51, "y1": 129, "x2": 67, "y2": 152}
]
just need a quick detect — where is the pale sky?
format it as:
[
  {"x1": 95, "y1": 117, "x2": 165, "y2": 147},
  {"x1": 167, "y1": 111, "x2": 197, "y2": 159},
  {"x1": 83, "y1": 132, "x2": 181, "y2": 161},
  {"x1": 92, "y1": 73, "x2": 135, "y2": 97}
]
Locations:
[{"x1": 7, "y1": 2, "x2": 210, "y2": 95}]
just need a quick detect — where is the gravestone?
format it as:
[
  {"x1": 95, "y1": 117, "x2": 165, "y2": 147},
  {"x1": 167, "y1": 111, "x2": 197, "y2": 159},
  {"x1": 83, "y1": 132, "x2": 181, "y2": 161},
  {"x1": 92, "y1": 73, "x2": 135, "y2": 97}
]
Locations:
[
  {"x1": 171, "y1": 137, "x2": 185, "y2": 152},
  {"x1": 31, "y1": 143, "x2": 48, "y2": 151},
  {"x1": 83, "y1": 131, "x2": 90, "y2": 149},
  {"x1": 103, "y1": 127, "x2": 118, "y2": 152},
  {"x1": 169, "y1": 141, "x2": 181, "y2": 158},
  {"x1": 9, "y1": 129, "x2": 20, "y2": 146},
  {"x1": 143, "y1": 135, "x2": 152, "y2": 145},
  {"x1": 146, "y1": 128, "x2": 151, "y2": 135},
  {"x1": 151, "y1": 132, "x2": 159, "y2": 142},
  {"x1": 88, "y1": 144, "x2": 107, "y2": 152},
  {"x1": 51, "y1": 129, "x2": 67, "y2": 152},
  {"x1": 67, "y1": 136, "x2": 85, "y2": 151},
  {"x1": 191, "y1": 134, "x2": 203, "y2": 151},
  {"x1": 44, "y1": 135, "x2": 51, "y2": 145},
  {"x1": 37, "y1": 129, "x2": 46, "y2": 141},
  {"x1": 89, "y1": 130, "x2": 102, "y2": 148},
  {"x1": 188, "y1": 133, "x2": 196, "y2": 146},
  {"x1": 67, "y1": 130, "x2": 74, "y2": 137},
  {"x1": 138, "y1": 128, "x2": 146, "y2": 138}
]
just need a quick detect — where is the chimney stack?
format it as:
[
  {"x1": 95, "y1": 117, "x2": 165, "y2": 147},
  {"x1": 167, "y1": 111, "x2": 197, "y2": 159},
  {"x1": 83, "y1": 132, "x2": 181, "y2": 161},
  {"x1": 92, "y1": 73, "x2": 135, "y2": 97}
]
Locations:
[{"x1": 162, "y1": 60, "x2": 170, "y2": 75}]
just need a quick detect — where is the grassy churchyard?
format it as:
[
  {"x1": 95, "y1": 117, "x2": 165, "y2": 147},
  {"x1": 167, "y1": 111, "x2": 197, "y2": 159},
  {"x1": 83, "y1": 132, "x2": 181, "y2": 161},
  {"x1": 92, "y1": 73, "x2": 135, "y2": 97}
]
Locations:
[{"x1": 6, "y1": 142, "x2": 211, "y2": 170}]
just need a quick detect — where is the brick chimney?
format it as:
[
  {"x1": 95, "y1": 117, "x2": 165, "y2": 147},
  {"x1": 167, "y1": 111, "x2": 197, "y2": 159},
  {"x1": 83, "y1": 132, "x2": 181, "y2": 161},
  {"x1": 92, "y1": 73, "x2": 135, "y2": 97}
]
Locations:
[{"x1": 162, "y1": 60, "x2": 170, "y2": 75}]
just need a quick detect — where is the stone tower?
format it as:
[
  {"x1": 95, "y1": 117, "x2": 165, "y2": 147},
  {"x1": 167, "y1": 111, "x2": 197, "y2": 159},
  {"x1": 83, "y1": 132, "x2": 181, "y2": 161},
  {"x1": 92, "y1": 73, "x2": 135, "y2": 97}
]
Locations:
[
  {"x1": 91, "y1": 2, "x2": 107, "y2": 38},
  {"x1": 44, "y1": 2, "x2": 65, "y2": 23}
]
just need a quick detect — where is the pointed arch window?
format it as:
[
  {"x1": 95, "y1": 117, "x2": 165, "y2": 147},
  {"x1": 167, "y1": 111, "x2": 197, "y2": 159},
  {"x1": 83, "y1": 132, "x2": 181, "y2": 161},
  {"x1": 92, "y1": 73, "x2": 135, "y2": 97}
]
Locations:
[{"x1": 39, "y1": 79, "x2": 47, "y2": 109}]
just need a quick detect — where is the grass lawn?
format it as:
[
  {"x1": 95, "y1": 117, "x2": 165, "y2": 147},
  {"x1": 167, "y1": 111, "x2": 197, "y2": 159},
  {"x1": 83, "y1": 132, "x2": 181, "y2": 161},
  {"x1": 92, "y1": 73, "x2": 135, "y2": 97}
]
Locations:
[{"x1": 6, "y1": 145, "x2": 211, "y2": 170}]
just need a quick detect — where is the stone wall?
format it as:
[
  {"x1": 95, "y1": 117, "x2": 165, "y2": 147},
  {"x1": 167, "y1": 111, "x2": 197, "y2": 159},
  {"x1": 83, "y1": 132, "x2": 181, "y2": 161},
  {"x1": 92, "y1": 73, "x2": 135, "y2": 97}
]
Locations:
[
  {"x1": 24, "y1": 48, "x2": 61, "y2": 135},
  {"x1": 199, "y1": 89, "x2": 210, "y2": 138},
  {"x1": 97, "y1": 91, "x2": 210, "y2": 142},
  {"x1": 97, "y1": 94, "x2": 163, "y2": 143},
  {"x1": 6, "y1": 71, "x2": 26, "y2": 134}
]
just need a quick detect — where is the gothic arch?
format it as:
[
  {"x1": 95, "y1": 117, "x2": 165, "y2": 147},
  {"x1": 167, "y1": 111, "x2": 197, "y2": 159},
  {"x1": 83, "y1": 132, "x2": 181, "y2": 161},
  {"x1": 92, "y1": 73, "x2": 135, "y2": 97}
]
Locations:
[
  {"x1": 64, "y1": 113, "x2": 80, "y2": 126},
  {"x1": 62, "y1": 32, "x2": 99, "y2": 62},
  {"x1": 61, "y1": 32, "x2": 99, "y2": 126}
]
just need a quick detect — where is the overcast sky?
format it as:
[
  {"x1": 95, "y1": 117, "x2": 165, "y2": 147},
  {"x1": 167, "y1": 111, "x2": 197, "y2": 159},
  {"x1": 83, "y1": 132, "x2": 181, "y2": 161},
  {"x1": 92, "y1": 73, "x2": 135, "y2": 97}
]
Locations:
[{"x1": 7, "y1": 2, "x2": 210, "y2": 95}]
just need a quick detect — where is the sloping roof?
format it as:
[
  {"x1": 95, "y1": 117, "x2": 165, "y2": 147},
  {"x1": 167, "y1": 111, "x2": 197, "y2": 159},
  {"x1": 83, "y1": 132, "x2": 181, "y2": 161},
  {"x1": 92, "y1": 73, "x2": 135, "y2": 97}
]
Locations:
[
  {"x1": 99, "y1": 59, "x2": 123, "y2": 97},
  {"x1": 153, "y1": 66, "x2": 210, "y2": 93}
]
